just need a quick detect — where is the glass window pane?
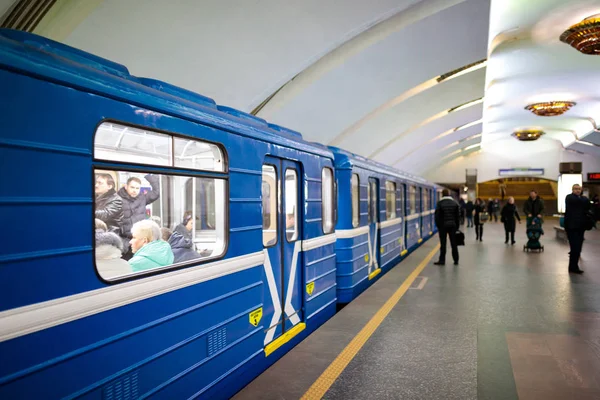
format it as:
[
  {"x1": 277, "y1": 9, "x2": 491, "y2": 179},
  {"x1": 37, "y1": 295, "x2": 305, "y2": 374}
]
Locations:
[
  {"x1": 173, "y1": 137, "x2": 225, "y2": 172},
  {"x1": 95, "y1": 122, "x2": 171, "y2": 166},
  {"x1": 322, "y1": 168, "x2": 334, "y2": 234},
  {"x1": 285, "y1": 169, "x2": 298, "y2": 241},
  {"x1": 410, "y1": 185, "x2": 416, "y2": 215},
  {"x1": 94, "y1": 169, "x2": 226, "y2": 281},
  {"x1": 369, "y1": 180, "x2": 378, "y2": 223},
  {"x1": 385, "y1": 181, "x2": 396, "y2": 219},
  {"x1": 351, "y1": 174, "x2": 359, "y2": 227},
  {"x1": 262, "y1": 165, "x2": 277, "y2": 246}
]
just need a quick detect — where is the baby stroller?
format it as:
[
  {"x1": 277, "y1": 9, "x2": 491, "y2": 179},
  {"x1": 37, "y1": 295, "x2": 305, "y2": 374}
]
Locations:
[{"x1": 523, "y1": 216, "x2": 544, "y2": 252}]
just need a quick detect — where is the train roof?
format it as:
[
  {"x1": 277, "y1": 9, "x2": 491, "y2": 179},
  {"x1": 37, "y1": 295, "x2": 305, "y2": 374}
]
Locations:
[
  {"x1": 329, "y1": 146, "x2": 433, "y2": 186},
  {"x1": 0, "y1": 29, "x2": 333, "y2": 160}
]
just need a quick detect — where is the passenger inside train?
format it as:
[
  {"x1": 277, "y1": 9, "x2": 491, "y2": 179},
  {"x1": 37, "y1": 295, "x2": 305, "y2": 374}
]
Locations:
[{"x1": 92, "y1": 122, "x2": 227, "y2": 280}]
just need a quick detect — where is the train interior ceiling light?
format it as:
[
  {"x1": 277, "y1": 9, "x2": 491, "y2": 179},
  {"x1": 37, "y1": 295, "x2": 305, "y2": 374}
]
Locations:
[
  {"x1": 560, "y1": 14, "x2": 600, "y2": 55},
  {"x1": 512, "y1": 129, "x2": 545, "y2": 141},
  {"x1": 525, "y1": 101, "x2": 576, "y2": 117}
]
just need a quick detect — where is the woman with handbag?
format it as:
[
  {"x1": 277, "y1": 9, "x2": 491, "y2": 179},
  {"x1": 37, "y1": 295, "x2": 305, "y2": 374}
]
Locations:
[
  {"x1": 501, "y1": 196, "x2": 521, "y2": 245},
  {"x1": 474, "y1": 198, "x2": 487, "y2": 241}
]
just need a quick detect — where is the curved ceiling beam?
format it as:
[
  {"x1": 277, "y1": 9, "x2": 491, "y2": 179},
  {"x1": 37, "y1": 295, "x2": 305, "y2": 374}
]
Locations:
[
  {"x1": 369, "y1": 98, "x2": 483, "y2": 158},
  {"x1": 255, "y1": 0, "x2": 466, "y2": 118},
  {"x1": 421, "y1": 145, "x2": 482, "y2": 176},
  {"x1": 390, "y1": 119, "x2": 482, "y2": 165},
  {"x1": 329, "y1": 61, "x2": 486, "y2": 146},
  {"x1": 405, "y1": 136, "x2": 482, "y2": 171}
]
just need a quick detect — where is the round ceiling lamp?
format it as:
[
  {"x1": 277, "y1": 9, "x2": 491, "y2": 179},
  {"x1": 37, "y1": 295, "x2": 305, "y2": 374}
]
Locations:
[
  {"x1": 525, "y1": 101, "x2": 576, "y2": 116},
  {"x1": 512, "y1": 129, "x2": 545, "y2": 141},
  {"x1": 560, "y1": 15, "x2": 600, "y2": 55}
]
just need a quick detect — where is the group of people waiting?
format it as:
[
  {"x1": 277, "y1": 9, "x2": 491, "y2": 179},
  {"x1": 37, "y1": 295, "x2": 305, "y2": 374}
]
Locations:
[
  {"x1": 460, "y1": 191, "x2": 544, "y2": 244},
  {"x1": 435, "y1": 185, "x2": 593, "y2": 274},
  {"x1": 94, "y1": 172, "x2": 204, "y2": 279}
]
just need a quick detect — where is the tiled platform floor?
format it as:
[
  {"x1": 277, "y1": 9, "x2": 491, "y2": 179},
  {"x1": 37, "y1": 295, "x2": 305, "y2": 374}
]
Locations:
[{"x1": 234, "y1": 220, "x2": 600, "y2": 399}]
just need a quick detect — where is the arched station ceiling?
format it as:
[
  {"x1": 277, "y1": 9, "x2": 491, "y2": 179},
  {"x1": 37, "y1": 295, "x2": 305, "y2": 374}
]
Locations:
[{"x1": 4, "y1": 0, "x2": 599, "y2": 182}]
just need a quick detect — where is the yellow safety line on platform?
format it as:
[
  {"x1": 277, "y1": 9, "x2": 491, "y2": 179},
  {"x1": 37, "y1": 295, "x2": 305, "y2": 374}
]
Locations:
[{"x1": 300, "y1": 244, "x2": 440, "y2": 400}]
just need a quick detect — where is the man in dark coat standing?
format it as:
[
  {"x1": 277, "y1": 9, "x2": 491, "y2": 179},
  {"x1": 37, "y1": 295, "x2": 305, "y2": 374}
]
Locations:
[
  {"x1": 118, "y1": 174, "x2": 160, "y2": 257},
  {"x1": 434, "y1": 189, "x2": 460, "y2": 266},
  {"x1": 95, "y1": 173, "x2": 123, "y2": 235},
  {"x1": 564, "y1": 184, "x2": 590, "y2": 274},
  {"x1": 524, "y1": 190, "x2": 545, "y2": 220}
]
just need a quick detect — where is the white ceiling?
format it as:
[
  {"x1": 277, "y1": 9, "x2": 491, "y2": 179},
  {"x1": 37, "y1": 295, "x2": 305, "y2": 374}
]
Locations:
[
  {"x1": 483, "y1": 0, "x2": 600, "y2": 159},
  {"x1": 10, "y1": 0, "x2": 598, "y2": 182}
]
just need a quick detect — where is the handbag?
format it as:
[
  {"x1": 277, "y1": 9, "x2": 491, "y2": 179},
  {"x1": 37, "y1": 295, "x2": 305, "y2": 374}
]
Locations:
[
  {"x1": 455, "y1": 230, "x2": 465, "y2": 246},
  {"x1": 584, "y1": 210, "x2": 596, "y2": 231},
  {"x1": 480, "y1": 212, "x2": 489, "y2": 223}
]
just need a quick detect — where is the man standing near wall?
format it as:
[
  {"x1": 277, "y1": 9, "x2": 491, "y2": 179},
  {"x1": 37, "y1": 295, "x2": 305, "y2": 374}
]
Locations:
[
  {"x1": 564, "y1": 184, "x2": 590, "y2": 274},
  {"x1": 434, "y1": 189, "x2": 460, "y2": 266}
]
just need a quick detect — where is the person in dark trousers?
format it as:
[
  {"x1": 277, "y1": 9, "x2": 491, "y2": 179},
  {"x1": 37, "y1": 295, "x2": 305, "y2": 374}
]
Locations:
[
  {"x1": 458, "y1": 198, "x2": 466, "y2": 226},
  {"x1": 474, "y1": 198, "x2": 485, "y2": 241},
  {"x1": 492, "y1": 199, "x2": 500, "y2": 222},
  {"x1": 564, "y1": 184, "x2": 590, "y2": 274},
  {"x1": 465, "y1": 200, "x2": 474, "y2": 227},
  {"x1": 434, "y1": 189, "x2": 460, "y2": 266},
  {"x1": 524, "y1": 190, "x2": 545, "y2": 221},
  {"x1": 501, "y1": 196, "x2": 521, "y2": 245}
]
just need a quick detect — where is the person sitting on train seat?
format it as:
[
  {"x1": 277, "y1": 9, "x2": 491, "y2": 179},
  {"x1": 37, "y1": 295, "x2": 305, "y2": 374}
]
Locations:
[
  {"x1": 95, "y1": 230, "x2": 131, "y2": 279},
  {"x1": 168, "y1": 229, "x2": 202, "y2": 264},
  {"x1": 161, "y1": 227, "x2": 172, "y2": 242},
  {"x1": 95, "y1": 173, "x2": 123, "y2": 234},
  {"x1": 174, "y1": 212, "x2": 194, "y2": 243},
  {"x1": 128, "y1": 220, "x2": 174, "y2": 272},
  {"x1": 117, "y1": 174, "x2": 160, "y2": 254},
  {"x1": 95, "y1": 218, "x2": 108, "y2": 232}
]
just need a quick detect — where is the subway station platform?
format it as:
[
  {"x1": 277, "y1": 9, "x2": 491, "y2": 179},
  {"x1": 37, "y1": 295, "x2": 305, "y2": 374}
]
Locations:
[{"x1": 234, "y1": 221, "x2": 600, "y2": 400}]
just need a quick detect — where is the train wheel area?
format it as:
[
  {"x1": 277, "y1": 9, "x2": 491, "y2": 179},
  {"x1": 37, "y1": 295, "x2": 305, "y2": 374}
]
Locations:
[{"x1": 234, "y1": 221, "x2": 600, "y2": 400}]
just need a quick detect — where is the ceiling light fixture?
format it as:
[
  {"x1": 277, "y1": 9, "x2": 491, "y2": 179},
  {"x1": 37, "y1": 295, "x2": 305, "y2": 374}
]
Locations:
[
  {"x1": 560, "y1": 15, "x2": 600, "y2": 55},
  {"x1": 525, "y1": 101, "x2": 576, "y2": 116},
  {"x1": 512, "y1": 129, "x2": 545, "y2": 141}
]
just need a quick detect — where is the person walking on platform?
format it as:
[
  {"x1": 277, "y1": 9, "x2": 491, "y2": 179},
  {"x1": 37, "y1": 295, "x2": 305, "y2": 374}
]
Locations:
[
  {"x1": 433, "y1": 189, "x2": 460, "y2": 266},
  {"x1": 524, "y1": 190, "x2": 544, "y2": 221},
  {"x1": 501, "y1": 196, "x2": 521, "y2": 245},
  {"x1": 474, "y1": 198, "x2": 486, "y2": 241},
  {"x1": 465, "y1": 200, "x2": 474, "y2": 227},
  {"x1": 564, "y1": 184, "x2": 590, "y2": 274}
]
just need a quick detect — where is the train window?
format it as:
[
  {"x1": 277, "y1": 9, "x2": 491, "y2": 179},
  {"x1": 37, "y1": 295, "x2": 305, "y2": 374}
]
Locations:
[
  {"x1": 95, "y1": 122, "x2": 225, "y2": 172},
  {"x1": 285, "y1": 169, "x2": 299, "y2": 241},
  {"x1": 322, "y1": 168, "x2": 334, "y2": 234},
  {"x1": 397, "y1": 184, "x2": 404, "y2": 217},
  {"x1": 93, "y1": 170, "x2": 227, "y2": 281},
  {"x1": 423, "y1": 189, "x2": 429, "y2": 211},
  {"x1": 262, "y1": 165, "x2": 277, "y2": 246},
  {"x1": 385, "y1": 181, "x2": 396, "y2": 219},
  {"x1": 174, "y1": 137, "x2": 224, "y2": 172},
  {"x1": 368, "y1": 179, "x2": 378, "y2": 223},
  {"x1": 409, "y1": 185, "x2": 416, "y2": 215},
  {"x1": 351, "y1": 174, "x2": 359, "y2": 227}
]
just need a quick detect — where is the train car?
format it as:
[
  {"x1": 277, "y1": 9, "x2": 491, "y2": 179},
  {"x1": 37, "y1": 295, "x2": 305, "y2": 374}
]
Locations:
[
  {"x1": 0, "y1": 30, "x2": 337, "y2": 399},
  {"x1": 330, "y1": 148, "x2": 435, "y2": 303}
]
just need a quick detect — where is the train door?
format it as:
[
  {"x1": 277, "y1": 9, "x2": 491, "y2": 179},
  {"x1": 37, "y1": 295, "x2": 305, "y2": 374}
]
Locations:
[
  {"x1": 262, "y1": 156, "x2": 303, "y2": 346},
  {"x1": 367, "y1": 177, "x2": 381, "y2": 275},
  {"x1": 399, "y1": 183, "x2": 406, "y2": 252}
]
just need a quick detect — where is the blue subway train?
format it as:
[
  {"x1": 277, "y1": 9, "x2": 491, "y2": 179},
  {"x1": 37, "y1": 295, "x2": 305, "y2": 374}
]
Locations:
[{"x1": 0, "y1": 30, "x2": 442, "y2": 399}]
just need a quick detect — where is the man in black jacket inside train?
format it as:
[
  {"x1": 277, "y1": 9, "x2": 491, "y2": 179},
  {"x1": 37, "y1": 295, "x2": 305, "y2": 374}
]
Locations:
[{"x1": 434, "y1": 189, "x2": 460, "y2": 266}]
